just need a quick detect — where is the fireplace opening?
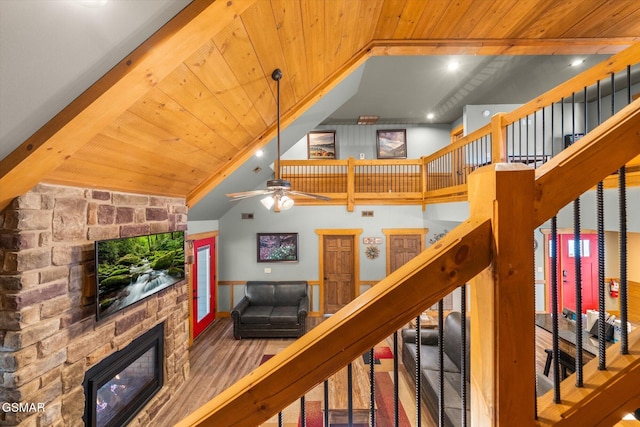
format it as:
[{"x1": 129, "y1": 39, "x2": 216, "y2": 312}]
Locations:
[{"x1": 84, "y1": 323, "x2": 164, "y2": 427}]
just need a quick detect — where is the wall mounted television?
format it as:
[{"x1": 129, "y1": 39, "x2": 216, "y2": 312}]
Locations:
[{"x1": 95, "y1": 231, "x2": 185, "y2": 320}]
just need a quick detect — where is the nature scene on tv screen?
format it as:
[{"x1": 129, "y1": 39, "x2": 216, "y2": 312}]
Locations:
[{"x1": 96, "y1": 232, "x2": 185, "y2": 318}]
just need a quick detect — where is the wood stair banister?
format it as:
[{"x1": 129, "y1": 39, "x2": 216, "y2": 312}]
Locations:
[
  {"x1": 533, "y1": 98, "x2": 640, "y2": 227},
  {"x1": 176, "y1": 218, "x2": 492, "y2": 427},
  {"x1": 536, "y1": 328, "x2": 640, "y2": 426}
]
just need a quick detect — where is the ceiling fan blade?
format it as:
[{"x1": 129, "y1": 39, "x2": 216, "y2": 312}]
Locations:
[
  {"x1": 226, "y1": 190, "x2": 273, "y2": 200},
  {"x1": 287, "y1": 190, "x2": 331, "y2": 201}
]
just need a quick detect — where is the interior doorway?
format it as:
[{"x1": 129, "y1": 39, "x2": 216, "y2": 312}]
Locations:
[
  {"x1": 317, "y1": 229, "x2": 361, "y2": 315},
  {"x1": 323, "y1": 235, "x2": 355, "y2": 314},
  {"x1": 192, "y1": 236, "x2": 216, "y2": 339},
  {"x1": 388, "y1": 234, "x2": 422, "y2": 273},
  {"x1": 546, "y1": 233, "x2": 598, "y2": 314}
]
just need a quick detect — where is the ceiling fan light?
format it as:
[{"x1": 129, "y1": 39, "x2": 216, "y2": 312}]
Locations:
[
  {"x1": 279, "y1": 196, "x2": 294, "y2": 210},
  {"x1": 261, "y1": 195, "x2": 275, "y2": 209}
]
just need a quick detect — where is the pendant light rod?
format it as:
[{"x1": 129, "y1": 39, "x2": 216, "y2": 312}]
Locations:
[{"x1": 272, "y1": 68, "x2": 282, "y2": 180}]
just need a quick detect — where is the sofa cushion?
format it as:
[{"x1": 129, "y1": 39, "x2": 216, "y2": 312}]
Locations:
[
  {"x1": 423, "y1": 369, "x2": 469, "y2": 410},
  {"x1": 270, "y1": 306, "x2": 299, "y2": 324},
  {"x1": 245, "y1": 282, "x2": 276, "y2": 306},
  {"x1": 240, "y1": 306, "x2": 273, "y2": 324},
  {"x1": 404, "y1": 342, "x2": 461, "y2": 373},
  {"x1": 273, "y1": 282, "x2": 307, "y2": 306}
]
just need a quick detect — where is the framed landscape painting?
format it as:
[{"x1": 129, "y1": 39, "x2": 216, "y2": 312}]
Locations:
[
  {"x1": 307, "y1": 130, "x2": 336, "y2": 159},
  {"x1": 376, "y1": 129, "x2": 407, "y2": 159},
  {"x1": 257, "y1": 233, "x2": 299, "y2": 262}
]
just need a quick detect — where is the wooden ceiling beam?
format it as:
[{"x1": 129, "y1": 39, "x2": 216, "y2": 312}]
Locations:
[
  {"x1": 0, "y1": 0, "x2": 258, "y2": 211},
  {"x1": 368, "y1": 38, "x2": 640, "y2": 57}
]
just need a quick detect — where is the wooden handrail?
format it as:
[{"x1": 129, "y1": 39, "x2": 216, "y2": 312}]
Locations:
[
  {"x1": 420, "y1": 42, "x2": 640, "y2": 198},
  {"x1": 534, "y1": 98, "x2": 640, "y2": 227},
  {"x1": 536, "y1": 328, "x2": 640, "y2": 426},
  {"x1": 176, "y1": 218, "x2": 493, "y2": 426},
  {"x1": 503, "y1": 43, "x2": 640, "y2": 126}
]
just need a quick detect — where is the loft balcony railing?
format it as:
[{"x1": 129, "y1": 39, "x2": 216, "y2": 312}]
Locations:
[
  {"x1": 177, "y1": 44, "x2": 640, "y2": 426},
  {"x1": 280, "y1": 158, "x2": 425, "y2": 210}
]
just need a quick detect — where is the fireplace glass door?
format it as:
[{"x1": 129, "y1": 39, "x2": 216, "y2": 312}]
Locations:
[
  {"x1": 96, "y1": 347, "x2": 156, "y2": 425},
  {"x1": 84, "y1": 323, "x2": 164, "y2": 427}
]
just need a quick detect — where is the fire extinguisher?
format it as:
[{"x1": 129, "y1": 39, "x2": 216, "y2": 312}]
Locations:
[{"x1": 609, "y1": 280, "x2": 619, "y2": 298}]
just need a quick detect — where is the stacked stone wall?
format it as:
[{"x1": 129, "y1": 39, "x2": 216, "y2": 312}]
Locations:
[{"x1": 0, "y1": 184, "x2": 190, "y2": 426}]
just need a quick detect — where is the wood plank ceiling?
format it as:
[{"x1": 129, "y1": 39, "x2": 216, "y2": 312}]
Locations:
[{"x1": 1, "y1": 0, "x2": 640, "y2": 211}]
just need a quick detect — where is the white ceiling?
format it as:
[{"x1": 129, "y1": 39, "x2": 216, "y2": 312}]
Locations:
[
  {"x1": 0, "y1": 0, "x2": 192, "y2": 160},
  {"x1": 324, "y1": 54, "x2": 609, "y2": 125}
]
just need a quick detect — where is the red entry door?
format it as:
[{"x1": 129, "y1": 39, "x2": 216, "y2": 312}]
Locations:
[
  {"x1": 547, "y1": 233, "x2": 598, "y2": 314},
  {"x1": 192, "y1": 237, "x2": 216, "y2": 338}
]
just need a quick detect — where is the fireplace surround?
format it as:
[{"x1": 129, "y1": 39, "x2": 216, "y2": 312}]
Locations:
[{"x1": 83, "y1": 323, "x2": 164, "y2": 427}]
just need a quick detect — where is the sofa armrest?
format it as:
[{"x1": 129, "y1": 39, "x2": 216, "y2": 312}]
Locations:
[
  {"x1": 401, "y1": 328, "x2": 439, "y2": 346},
  {"x1": 297, "y1": 296, "x2": 309, "y2": 321},
  {"x1": 231, "y1": 297, "x2": 250, "y2": 319}
]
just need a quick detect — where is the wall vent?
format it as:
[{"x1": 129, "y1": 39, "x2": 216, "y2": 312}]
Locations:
[
  {"x1": 241, "y1": 213, "x2": 254, "y2": 220},
  {"x1": 361, "y1": 211, "x2": 374, "y2": 217}
]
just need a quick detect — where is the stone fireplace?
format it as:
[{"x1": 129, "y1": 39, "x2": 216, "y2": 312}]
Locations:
[{"x1": 0, "y1": 184, "x2": 190, "y2": 426}]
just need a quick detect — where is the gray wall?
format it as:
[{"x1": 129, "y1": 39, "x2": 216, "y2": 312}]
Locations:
[
  {"x1": 283, "y1": 123, "x2": 451, "y2": 161},
  {"x1": 219, "y1": 202, "x2": 427, "y2": 282}
]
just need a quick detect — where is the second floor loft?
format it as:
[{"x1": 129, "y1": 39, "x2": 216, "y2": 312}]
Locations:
[{"x1": 233, "y1": 45, "x2": 635, "y2": 211}]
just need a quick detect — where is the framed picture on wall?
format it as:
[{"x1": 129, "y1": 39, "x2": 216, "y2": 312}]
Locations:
[
  {"x1": 257, "y1": 232, "x2": 299, "y2": 262},
  {"x1": 307, "y1": 130, "x2": 336, "y2": 159},
  {"x1": 376, "y1": 129, "x2": 407, "y2": 159}
]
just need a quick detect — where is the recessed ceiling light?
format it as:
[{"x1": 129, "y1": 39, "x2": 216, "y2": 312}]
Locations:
[
  {"x1": 426, "y1": 113, "x2": 435, "y2": 120},
  {"x1": 570, "y1": 59, "x2": 585, "y2": 67},
  {"x1": 78, "y1": 0, "x2": 108, "y2": 7},
  {"x1": 255, "y1": 149, "x2": 264, "y2": 157},
  {"x1": 447, "y1": 61, "x2": 459, "y2": 71}
]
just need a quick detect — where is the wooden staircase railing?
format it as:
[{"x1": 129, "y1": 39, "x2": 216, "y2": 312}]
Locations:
[
  {"x1": 176, "y1": 42, "x2": 640, "y2": 425},
  {"x1": 176, "y1": 98, "x2": 640, "y2": 427}
]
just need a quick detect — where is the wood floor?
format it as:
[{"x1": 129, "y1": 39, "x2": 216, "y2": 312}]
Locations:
[{"x1": 155, "y1": 316, "x2": 560, "y2": 426}]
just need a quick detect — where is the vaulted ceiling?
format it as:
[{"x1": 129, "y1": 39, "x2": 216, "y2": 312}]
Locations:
[{"x1": 1, "y1": 0, "x2": 640, "y2": 213}]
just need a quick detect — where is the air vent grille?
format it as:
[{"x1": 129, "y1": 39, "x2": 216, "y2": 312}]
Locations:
[
  {"x1": 241, "y1": 213, "x2": 254, "y2": 220},
  {"x1": 361, "y1": 211, "x2": 374, "y2": 217}
]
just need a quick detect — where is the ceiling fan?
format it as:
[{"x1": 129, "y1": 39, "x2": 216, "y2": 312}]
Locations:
[{"x1": 226, "y1": 68, "x2": 331, "y2": 211}]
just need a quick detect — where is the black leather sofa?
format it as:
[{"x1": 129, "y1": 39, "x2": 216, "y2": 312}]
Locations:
[
  {"x1": 402, "y1": 311, "x2": 470, "y2": 427},
  {"x1": 402, "y1": 311, "x2": 554, "y2": 426},
  {"x1": 231, "y1": 281, "x2": 309, "y2": 339}
]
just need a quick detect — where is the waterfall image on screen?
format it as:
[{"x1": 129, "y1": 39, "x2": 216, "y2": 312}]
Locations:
[{"x1": 95, "y1": 231, "x2": 185, "y2": 319}]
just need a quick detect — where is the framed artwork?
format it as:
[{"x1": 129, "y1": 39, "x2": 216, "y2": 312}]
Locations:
[
  {"x1": 307, "y1": 130, "x2": 336, "y2": 159},
  {"x1": 257, "y1": 233, "x2": 299, "y2": 262},
  {"x1": 376, "y1": 129, "x2": 407, "y2": 159}
]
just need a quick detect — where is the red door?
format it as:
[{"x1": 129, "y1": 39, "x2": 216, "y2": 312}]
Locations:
[
  {"x1": 192, "y1": 237, "x2": 216, "y2": 338},
  {"x1": 547, "y1": 233, "x2": 598, "y2": 313}
]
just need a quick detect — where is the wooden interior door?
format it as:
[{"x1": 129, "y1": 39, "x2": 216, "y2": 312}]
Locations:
[
  {"x1": 323, "y1": 235, "x2": 355, "y2": 314},
  {"x1": 389, "y1": 234, "x2": 421, "y2": 273}
]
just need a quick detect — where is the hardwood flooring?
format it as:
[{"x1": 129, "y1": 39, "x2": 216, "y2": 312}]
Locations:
[{"x1": 155, "y1": 317, "x2": 562, "y2": 426}]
